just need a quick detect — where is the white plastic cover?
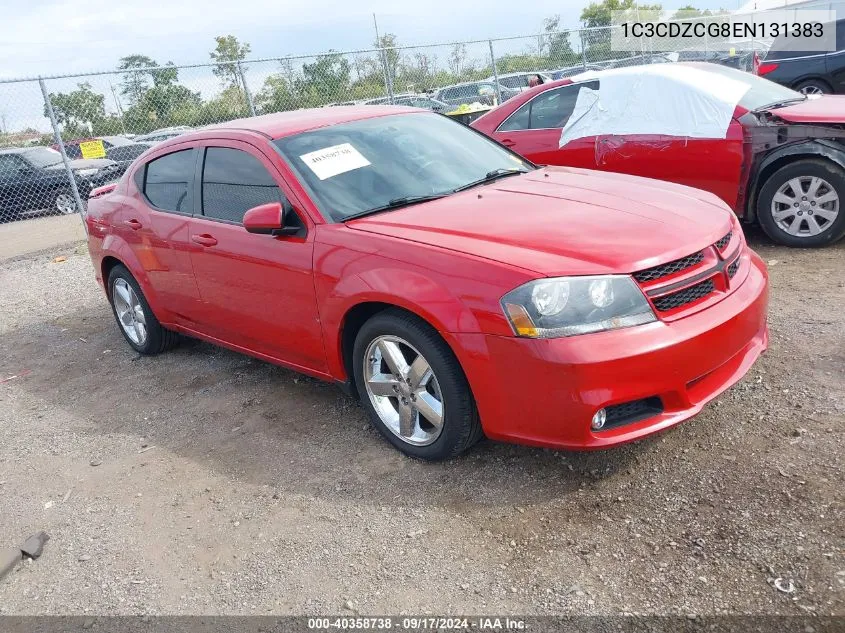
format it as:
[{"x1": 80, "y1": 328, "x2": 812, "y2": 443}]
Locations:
[{"x1": 559, "y1": 65, "x2": 752, "y2": 148}]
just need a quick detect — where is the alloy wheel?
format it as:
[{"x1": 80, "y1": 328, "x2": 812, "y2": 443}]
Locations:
[
  {"x1": 55, "y1": 193, "x2": 77, "y2": 215},
  {"x1": 363, "y1": 335, "x2": 444, "y2": 446},
  {"x1": 112, "y1": 278, "x2": 148, "y2": 346},
  {"x1": 799, "y1": 85, "x2": 824, "y2": 95},
  {"x1": 771, "y1": 175, "x2": 840, "y2": 237}
]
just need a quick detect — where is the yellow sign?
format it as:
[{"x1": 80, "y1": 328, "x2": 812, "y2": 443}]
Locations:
[{"x1": 79, "y1": 139, "x2": 106, "y2": 159}]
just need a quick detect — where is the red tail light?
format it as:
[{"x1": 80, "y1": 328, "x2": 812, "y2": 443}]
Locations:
[{"x1": 757, "y1": 62, "x2": 779, "y2": 76}]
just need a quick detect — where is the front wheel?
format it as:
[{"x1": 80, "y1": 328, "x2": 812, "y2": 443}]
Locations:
[
  {"x1": 757, "y1": 159, "x2": 845, "y2": 247},
  {"x1": 352, "y1": 310, "x2": 482, "y2": 460},
  {"x1": 54, "y1": 191, "x2": 77, "y2": 215}
]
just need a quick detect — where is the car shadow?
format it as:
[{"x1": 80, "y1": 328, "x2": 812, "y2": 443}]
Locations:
[{"x1": 0, "y1": 303, "x2": 659, "y2": 510}]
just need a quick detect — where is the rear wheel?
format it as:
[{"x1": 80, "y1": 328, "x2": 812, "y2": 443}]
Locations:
[
  {"x1": 107, "y1": 265, "x2": 178, "y2": 354},
  {"x1": 352, "y1": 310, "x2": 482, "y2": 460},
  {"x1": 757, "y1": 159, "x2": 845, "y2": 247},
  {"x1": 794, "y1": 79, "x2": 832, "y2": 95}
]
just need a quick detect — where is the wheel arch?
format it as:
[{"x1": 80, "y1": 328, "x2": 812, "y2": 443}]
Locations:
[
  {"x1": 792, "y1": 76, "x2": 833, "y2": 92},
  {"x1": 746, "y1": 140, "x2": 845, "y2": 222},
  {"x1": 98, "y1": 237, "x2": 165, "y2": 318}
]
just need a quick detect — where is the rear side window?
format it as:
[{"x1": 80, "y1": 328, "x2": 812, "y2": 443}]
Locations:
[
  {"x1": 201, "y1": 147, "x2": 284, "y2": 223},
  {"x1": 64, "y1": 144, "x2": 82, "y2": 159},
  {"x1": 498, "y1": 81, "x2": 599, "y2": 132},
  {"x1": 143, "y1": 149, "x2": 194, "y2": 213}
]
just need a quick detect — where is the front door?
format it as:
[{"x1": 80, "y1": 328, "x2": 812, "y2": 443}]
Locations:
[{"x1": 187, "y1": 141, "x2": 326, "y2": 373}]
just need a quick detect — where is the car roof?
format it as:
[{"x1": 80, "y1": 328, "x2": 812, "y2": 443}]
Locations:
[
  {"x1": 0, "y1": 147, "x2": 29, "y2": 155},
  {"x1": 188, "y1": 105, "x2": 425, "y2": 140},
  {"x1": 435, "y1": 80, "x2": 498, "y2": 90}
]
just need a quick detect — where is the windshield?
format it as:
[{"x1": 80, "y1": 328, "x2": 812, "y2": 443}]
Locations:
[
  {"x1": 274, "y1": 112, "x2": 534, "y2": 221},
  {"x1": 698, "y1": 63, "x2": 804, "y2": 110},
  {"x1": 22, "y1": 147, "x2": 63, "y2": 167}
]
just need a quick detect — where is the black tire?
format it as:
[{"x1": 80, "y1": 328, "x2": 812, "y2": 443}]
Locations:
[
  {"x1": 107, "y1": 264, "x2": 179, "y2": 355},
  {"x1": 757, "y1": 158, "x2": 845, "y2": 248},
  {"x1": 352, "y1": 309, "x2": 483, "y2": 461},
  {"x1": 794, "y1": 79, "x2": 832, "y2": 95}
]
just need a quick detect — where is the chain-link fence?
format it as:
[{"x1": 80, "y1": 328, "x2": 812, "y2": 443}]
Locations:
[{"x1": 0, "y1": 22, "x2": 771, "y2": 226}]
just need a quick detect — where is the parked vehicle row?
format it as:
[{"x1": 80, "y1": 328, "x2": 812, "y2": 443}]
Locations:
[
  {"x1": 85, "y1": 106, "x2": 768, "y2": 461},
  {"x1": 0, "y1": 146, "x2": 121, "y2": 219},
  {"x1": 1, "y1": 128, "x2": 189, "y2": 221}
]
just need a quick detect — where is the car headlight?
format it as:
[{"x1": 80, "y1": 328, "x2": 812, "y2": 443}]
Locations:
[
  {"x1": 75, "y1": 168, "x2": 98, "y2": 177},
  {"x1": 501, "y1": 275, "x2": 656, "y2": 338}
]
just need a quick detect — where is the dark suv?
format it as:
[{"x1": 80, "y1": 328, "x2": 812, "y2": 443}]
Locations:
[
  {"x1": 758, "y1": 19, "x2": 845, "y2": 94},
  {"x1": 0, "y1": 146, "x2": 118, "y2": 221}
]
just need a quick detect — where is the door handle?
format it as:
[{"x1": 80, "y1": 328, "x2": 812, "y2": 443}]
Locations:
[
  {"x1": 191, "y1": 233, "x2": 218, "y2": 247},
  {"x1": 500, "y1": 138, "x2": 516, "y2": 147},
  {"x1": 124, "y1": 219, "x2": 142, "y2": 230}
]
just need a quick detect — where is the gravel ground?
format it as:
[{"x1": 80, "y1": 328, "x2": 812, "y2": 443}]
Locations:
[{"x1": 0, "y1": 230, "x2": 842, "y2": 616}]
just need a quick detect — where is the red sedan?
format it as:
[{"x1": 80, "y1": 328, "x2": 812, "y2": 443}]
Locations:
[
  {"x1": 471, "y1": 63, "x2": 845, "y2": 248},
  {"x1": 85, "y1": 107, "x2": 768, "y2": 460}
]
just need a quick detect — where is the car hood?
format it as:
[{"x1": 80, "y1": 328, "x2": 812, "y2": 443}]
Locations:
[
  {"x1": 763, "y1": 95, "x2": 845, "y2": 124},
  {"x1": 45, "y1": 158, "x2": 116, "y2": 171},
  {"x1": 347, "y1": 167, "x2": 734, "y2": 276}
]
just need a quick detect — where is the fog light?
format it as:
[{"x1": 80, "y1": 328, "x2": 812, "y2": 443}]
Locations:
[{"x1": 591, "y1": 409, "x2": 607, "y2": 430}]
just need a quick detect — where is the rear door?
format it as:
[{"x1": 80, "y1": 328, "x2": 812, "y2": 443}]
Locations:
[
  {"x1": 187, "y1": 140, "x2": 325, "y2": 372},
  {"x1": 488, "y1": 81, "x2": 599, "y2": 168},
  {"x1": 129, "y1": 146, "x2": 203, "y2": 323}
]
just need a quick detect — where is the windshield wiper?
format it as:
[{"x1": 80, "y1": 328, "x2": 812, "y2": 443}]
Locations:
[
  {"x1": 342, "y1": 193, "x2": 449, "y2": 221},
  {"x1": 452, "y1": 168, "x2": 529, "y2": 193},
  {"x1": 756, "y1": 96, "x2": 808, "y2": 111}
]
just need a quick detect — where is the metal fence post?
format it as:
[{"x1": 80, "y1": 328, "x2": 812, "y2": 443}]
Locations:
[
  {"x1": 580, "y1": 29, "x2": 588, "y2": 68},
  {"x1": 39, "y1": 77, "x2": 87, "y2": 219},
  {"x1": 488, "y1": 40, "x2": 502, "y2": 105},
  {"x1": 237, "y1": 60, "x2": 257, "y2": 117}
]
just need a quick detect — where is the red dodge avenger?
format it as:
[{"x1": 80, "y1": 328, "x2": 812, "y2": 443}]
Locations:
[{"x1": 86, "y1": 107, "x2": 768, "y2": 460}]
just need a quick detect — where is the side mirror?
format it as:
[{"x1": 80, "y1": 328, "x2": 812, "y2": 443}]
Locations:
[{"x1": 243, "y1": 201, "x2": 302, "y2": 236}]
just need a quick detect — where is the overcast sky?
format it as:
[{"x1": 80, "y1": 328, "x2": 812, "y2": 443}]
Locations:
[
  {"x1": 0, "y1": 0, "x2": 734, "y2": 132},
  {"x1": 1, "y1": 0, "x2": 735, "y2": 79}
]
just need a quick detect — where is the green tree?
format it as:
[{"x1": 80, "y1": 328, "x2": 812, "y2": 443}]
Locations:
[
  {"x1": 298, "y1": 52, "x2": 351, "y2": 106},
  {"x1": 210, "y1": 35, "x2": 251, "y2": 89},
  {"x1": 257, "y1": 75, "x2": 300, "y2": 113},
  {"x1": 580, "y1": 0, "x2": 662, "y2": 61},
  {"x1": 118, "y1": 54, "x2": 157, "y2": 105},
  {"x1": 374, "y1": 33, "x2": 400, "y2": 87},
  {"x1": 448, "y1": 43, "x2": 468, "y2": 76},
  {"x1": 542, "y1": 15, "x2": 575, "y2": 66},
  {"x1": 44, "y1": 82, "x2": 106, "y2": 132}
]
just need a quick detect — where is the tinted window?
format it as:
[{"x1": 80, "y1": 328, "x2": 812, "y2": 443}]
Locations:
[
  {"x1": 144, "y1": 149, "x2": 194, "y2": 212},
  {"x1": 498, "y1": 81, "x2": 599, "y2": 132},
  {"x1": 63, "y1": 144, "x2": 82, "y2": 159},
  {"x1": 500, "y1": 76, "x2": 526, "y2": 89},
  {"x1": 201, "y1": 147, "x2": 283, "y2": 223},
  {"x1": 0, "y1": 154, "x2": 28, "y2": 176},
  {"x1": 698, "y1": 63, "x2": 803, "y2": 110}
]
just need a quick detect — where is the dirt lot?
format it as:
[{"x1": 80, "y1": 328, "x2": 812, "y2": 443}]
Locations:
[{"x1": 0, "y1": 228, "x2": 842, "y2": 616}]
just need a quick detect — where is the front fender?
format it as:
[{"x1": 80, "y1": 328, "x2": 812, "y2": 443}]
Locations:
[{"x1": 319, "y1": 267, "x2": 483, "y2": 380}]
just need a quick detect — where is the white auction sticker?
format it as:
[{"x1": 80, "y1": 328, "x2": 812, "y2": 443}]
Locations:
[{"x1": 299, "y1": 143, "x2": 371, "y2": 180}]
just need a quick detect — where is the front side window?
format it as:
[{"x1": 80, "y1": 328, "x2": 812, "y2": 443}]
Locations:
[
  {"x1": 500, "y1": 76, "x2": 526, "y2": 89},
  {"x1": 143, "y1": 149, "x2": 194, "y2": 213},
  {"x1": 275, "y1": 112, "x2": 533, "y2": 222},
  {"x1": 201, "y1": 147, "x2": 284, "y2": 223},
  {"x1": 498, "y1": 81, "x2": 599, "y2": 132}
]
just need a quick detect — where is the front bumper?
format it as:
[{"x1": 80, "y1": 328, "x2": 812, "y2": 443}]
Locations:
[{"x1": 451, "y1": 250, "x2": 769, "y2": 450}]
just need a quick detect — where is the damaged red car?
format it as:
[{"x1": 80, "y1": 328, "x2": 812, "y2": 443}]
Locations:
[
  {"x1": 472, "y1": 63, "x2": 845, "y2": 248},
  {"x1": 86, "y1": 107, "x2": 768, "y2": 460}
]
